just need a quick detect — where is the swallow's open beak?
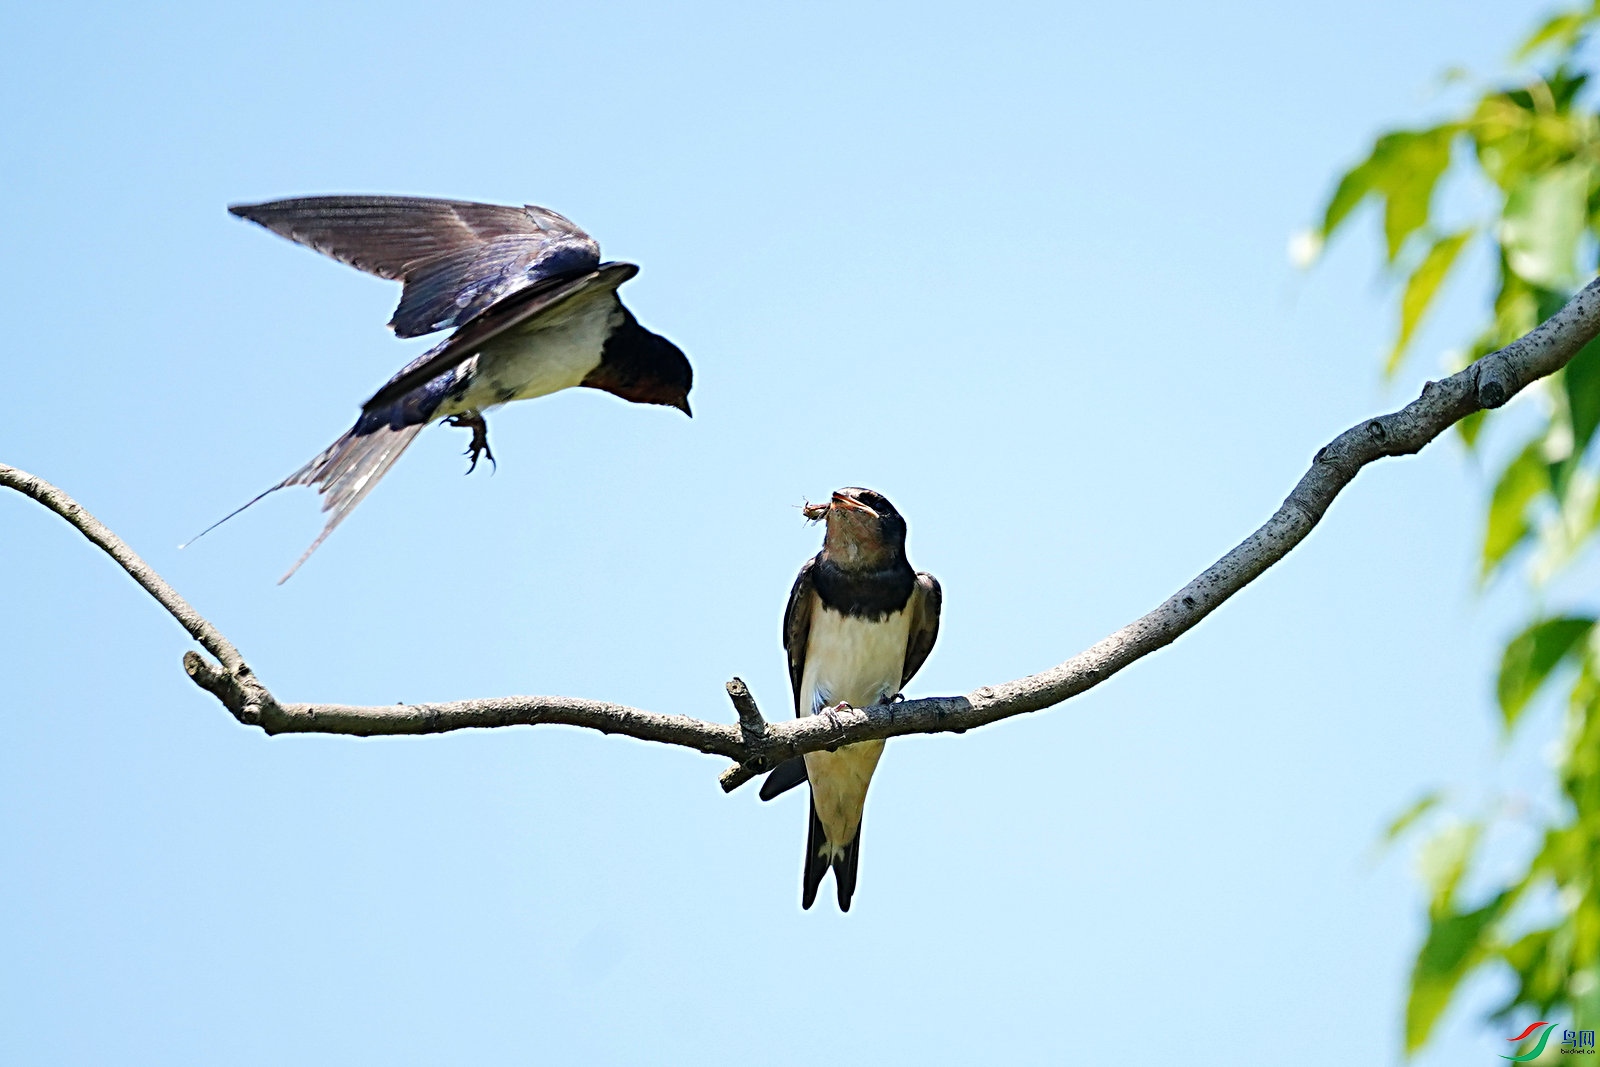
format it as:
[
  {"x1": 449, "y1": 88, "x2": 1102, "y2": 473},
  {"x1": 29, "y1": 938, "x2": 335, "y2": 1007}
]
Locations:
[{"x1": 830, "y1": 492, "x2": 879, "y2": 518}]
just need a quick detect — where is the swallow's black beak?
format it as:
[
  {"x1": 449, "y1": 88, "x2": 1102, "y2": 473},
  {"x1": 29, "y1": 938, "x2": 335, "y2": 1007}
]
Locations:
[{"x1": 830, "y1": 491, "x2": 879, "y2": 518}]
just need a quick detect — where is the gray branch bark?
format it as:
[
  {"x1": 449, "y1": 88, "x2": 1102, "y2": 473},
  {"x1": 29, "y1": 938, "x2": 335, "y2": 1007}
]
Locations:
[{"x1": 7, "y1": 275, "x2": 1600, "y2": 792}]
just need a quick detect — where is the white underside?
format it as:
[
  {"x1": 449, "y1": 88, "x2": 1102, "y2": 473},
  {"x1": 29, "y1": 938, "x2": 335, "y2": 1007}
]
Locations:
[
  {"x1": 800, "y1": 602, "x2": 911, "y2": 860},
  {"x1": 439, "y1": 286, "x2": 623, "y2": 417}
]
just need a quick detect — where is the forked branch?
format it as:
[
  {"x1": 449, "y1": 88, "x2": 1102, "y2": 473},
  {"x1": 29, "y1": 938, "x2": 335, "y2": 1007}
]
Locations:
[{"x1": 7, "y1": 275, "x2": 1600, "y2": 792}]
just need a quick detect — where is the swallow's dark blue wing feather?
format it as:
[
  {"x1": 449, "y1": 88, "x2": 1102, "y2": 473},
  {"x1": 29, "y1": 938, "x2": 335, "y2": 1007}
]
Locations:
[
  {"x1": 391, "y1": 233, "x2": 601, "y2": 337},
  {"x1": 228, "y1": 195, "x2": 602, "y2": 337}
]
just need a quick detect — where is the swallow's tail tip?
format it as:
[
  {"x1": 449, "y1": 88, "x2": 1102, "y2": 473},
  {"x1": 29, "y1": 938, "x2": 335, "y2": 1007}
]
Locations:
[
  {"x1": 276, "y1": 545, "x2": 318, "y2": 585},
  {"x1": 181, "y1": 484, "x2": 285, "y2": 552}
]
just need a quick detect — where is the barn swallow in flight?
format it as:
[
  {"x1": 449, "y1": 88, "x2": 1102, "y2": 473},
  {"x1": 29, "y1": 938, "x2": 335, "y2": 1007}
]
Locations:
[
  {"x1": 759, "y1": 488, "x2": 942, "y2": 910},
  {"x1": 189, "y1": 195, "x2": 692, "y2": 580}
]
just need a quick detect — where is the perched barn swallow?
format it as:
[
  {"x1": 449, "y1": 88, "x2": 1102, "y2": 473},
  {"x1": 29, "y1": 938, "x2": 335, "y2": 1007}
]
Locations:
[
  {"x1": 760, "y1": 488, "x2": 942, "y2": 911},
  {"x1": 190, "y1": 195, "x2": 692, "y2": 580}
]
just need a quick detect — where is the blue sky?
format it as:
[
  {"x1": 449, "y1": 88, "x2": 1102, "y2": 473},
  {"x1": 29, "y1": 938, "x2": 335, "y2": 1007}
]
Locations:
[{"x1": 0, "y1": 1, "x2": 1570, "y2": 1063}]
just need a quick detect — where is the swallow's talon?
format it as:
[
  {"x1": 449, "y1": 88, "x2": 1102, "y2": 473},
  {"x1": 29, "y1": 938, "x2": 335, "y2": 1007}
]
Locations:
[
  {"x1": 445, "y1": 412, "x2": 495, "y2": 474},
  {"x1": 816, "y1": 701, "x2": 848, "y2": 729},
  {"x1": 467, "y1": 441, "x2": 497, "y2": 475}
]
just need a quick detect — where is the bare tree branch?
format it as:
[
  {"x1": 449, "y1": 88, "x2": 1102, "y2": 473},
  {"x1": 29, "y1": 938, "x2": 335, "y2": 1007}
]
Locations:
[{"x1": 7, "y1": 275, "x2": 1600, "y2": 791}]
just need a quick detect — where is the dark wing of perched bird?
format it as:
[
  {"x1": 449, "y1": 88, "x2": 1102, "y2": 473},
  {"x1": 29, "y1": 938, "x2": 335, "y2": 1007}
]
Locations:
[
  {"x1": 759, "y1": 754, "x2": 809, "y2": 801},
  {"x1": 902, "y1": 572, "x2": 942, "y2": 686},
  {"x1": 758, "y1": 558, "x2": 819, "y2": 802},
  {"x1": 782, "y1": 557, "x2": 819, "y2": 713},
  {"x1": 227, "y1": 195, "x2": 603, "y2": 338}
]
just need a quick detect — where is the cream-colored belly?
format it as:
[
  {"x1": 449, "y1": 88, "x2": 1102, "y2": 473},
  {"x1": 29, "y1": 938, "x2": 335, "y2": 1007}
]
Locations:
[
  {"x1": 800, "y1": 604, "x2": 911, "y2": 857},
  {"x1": 444, "y1": 289, "x2": 621, "y2": 415}
]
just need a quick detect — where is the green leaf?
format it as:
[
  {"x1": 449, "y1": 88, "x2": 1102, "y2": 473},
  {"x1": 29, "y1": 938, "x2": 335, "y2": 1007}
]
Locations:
[
  {"x1": 1574, "y1": 965, "x2": 1600, "y2": 1032},
  {"x1": 1388, "y1": 229, "x2": 1474, "y2": 375},
  {"x1": 1563, "y1": 660, "x2": 1600, "y2": 810},
  {"x1": 1484, "y1": 440, "x2": 1553, "y2": 577},
  {"x1": 1407, "y1": 889, "x2": 1513, "y2": 1052},
  {"x1": 1419, "y1": 821, "x2": 1482, "y2": 917},
  {"x1": 1381, "y1": 130, "x2": 1456, "y2": 261},
  {"x1": 1565, "y1": 333, "x2": 1600, "y2": 459},
  {"x1": 1320, "y1": 127, "x2": 1457, "y2": 259},
  {"x1": 1321, "y1": 160, "x2": 1378, "y2": 238},
  {"x1": 1530, "y1": 467, "x2": 1600, "y2": 581},
  {"x1": 1574, "y1": 895, "x2": 1600, "y2": 975},
  {"x1": 1497, "y1": 616, "x2": 1596, "y2": 728},
  {"x1": 1503, "y1": 163, "x2": 1593, "y2": 288},
  {"x1": 1386, "y1": 792, "x2": 1442, "y2": 842},
  {"x1": 1317, "y1": 7, "x2": 1600, "y2": 1051},
  {"x1": 1514, "y1": 10, "x2": 1593, "y2": 62},
  {"x1": 1500, "y1": 926, "x2": 1566, "y2": 1011}
]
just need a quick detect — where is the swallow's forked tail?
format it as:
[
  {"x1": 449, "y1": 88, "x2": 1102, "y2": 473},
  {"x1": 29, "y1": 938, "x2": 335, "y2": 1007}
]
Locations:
[
  {"x1": 802, "y1": 798, "x2": 863, "y2": 912},
  {"x1": 180, "y1": 422, "x2": 424, "y2": 582},
  {"x1": 274, "y1": 423, "x2": 425, "y2": 582}
]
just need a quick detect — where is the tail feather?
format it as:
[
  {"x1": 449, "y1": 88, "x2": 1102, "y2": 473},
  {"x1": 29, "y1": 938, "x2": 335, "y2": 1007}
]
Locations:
[
  {"x1": 802, "y1": 799, "x2": 830, "y2": 910},
  {"x1": 274, "y1": 423, "x2": 424, "y2": 582},
  {"x1": 833, "y1": 829, "x2": 861, "y2": 912},
  {"x1": 800, "y1": 797, "x2": 865, "y2": 911},
  {"x1": 796, "y1": 796, "x2": 864, "y2": 915},
  {"x1": 180, "y1": 422, "x2": 423, "y2": 582}
]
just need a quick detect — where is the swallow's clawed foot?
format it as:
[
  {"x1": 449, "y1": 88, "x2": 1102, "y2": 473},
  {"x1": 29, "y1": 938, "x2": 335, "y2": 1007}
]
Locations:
[
  {"x1": 445, "y1": 412, "x2": 496, "y2": 474},
  {"x1": 820, "y1": 701, "x2": 854, "y2": 752}
]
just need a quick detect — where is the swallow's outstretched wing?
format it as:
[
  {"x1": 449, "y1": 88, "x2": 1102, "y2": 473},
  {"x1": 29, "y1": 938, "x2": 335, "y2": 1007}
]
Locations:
[{"x1": 228, "y1": 195, "x2": 602, "y2": 338}]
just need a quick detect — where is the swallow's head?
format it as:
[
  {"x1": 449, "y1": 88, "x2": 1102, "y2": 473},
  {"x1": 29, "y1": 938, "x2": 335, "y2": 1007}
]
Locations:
[
  {"x1": 815, "y1": 487, "x2": 906, "y2": 566},
  {"x1": 586, "y1": 323, "x2": 694, "y2": 416},
  {"x1": 632, "y1": 329, "x2": 693, "y2": 416}
]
